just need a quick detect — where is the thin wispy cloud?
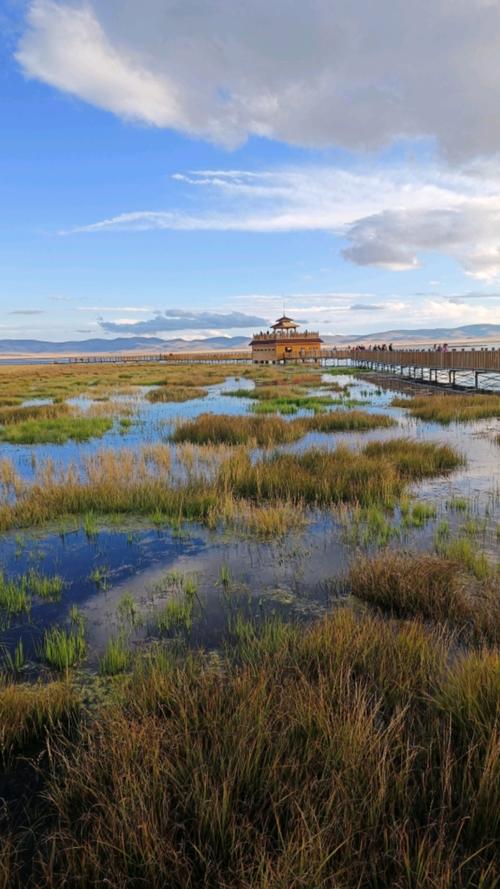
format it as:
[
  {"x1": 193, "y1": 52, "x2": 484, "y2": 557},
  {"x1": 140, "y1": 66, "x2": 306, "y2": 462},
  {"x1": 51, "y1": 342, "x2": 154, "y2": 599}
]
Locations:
[
  {"x1": 9, "y1": 309, "x2": 45, "y2": 315},
  {"x1": 66, "y1": 166, "x2": 500, "y2": 280}
]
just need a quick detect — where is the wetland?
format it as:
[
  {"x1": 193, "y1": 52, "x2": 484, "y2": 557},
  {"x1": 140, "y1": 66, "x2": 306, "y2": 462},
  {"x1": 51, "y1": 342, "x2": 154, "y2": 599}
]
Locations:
[{"x1": 0, "y1": 359, "x2": 499, "y2": 888}]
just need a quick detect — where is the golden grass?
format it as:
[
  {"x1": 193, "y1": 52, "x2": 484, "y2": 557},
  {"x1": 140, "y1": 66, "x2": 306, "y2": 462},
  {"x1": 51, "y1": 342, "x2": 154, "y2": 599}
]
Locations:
[
  {"x1": 0, "y1": 679, "x2": 79, "y2": 761},
  {"x1": 0, "y1": 437, "x2": 463, "y2": 531},
  {"x1": 172, "y1": 409, "x2": 396, "y2": 446},
  {"x1": 146, "y1": 385, "x2": 207, "y2": 403},
  {"x1": 349, "y1": 551, "x2": 499, "y2": 642},
  {"x1": 220, "y1": 440, "x2": 463, "y2": 507},
  {"x1": 392, "y1": 393, "x2": 500, "y2": 423},
  {"x1": 0, "y1": 609, "x2": 498, "y2": 887}
]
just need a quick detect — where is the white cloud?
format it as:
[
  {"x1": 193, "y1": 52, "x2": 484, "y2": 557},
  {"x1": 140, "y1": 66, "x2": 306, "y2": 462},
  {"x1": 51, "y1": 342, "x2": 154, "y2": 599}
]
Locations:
[
  {"x1": 16, "y1": 0, "x2": 500, "y2": 157},
  {"x1": 67, "y1": 165, "x2": 500, "y2": 280}
]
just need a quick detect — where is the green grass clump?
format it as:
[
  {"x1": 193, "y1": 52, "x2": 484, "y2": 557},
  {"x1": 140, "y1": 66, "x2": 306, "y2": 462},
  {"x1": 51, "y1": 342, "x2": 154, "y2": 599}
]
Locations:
[
  {"x1": 146, "y1": 385, "x2": 207, "y2": 403},
  {"x1": 99, "y1": 635, "x2": 131, "y2": 675},
  {"x1": 0, "y1": 573, "x2": 31, "y2": 615},
  {"x1": 3, "y1": 608, "x2": 497, "y2": 887},
  {"x1": 155, "y1": 597, "x2": 193, "y2": 632},
  {"x1": 435, "y1": 536, "x2": 492, "y2": 580},
  {"x1": 349, "y1": 551, "x2": 499, "y2": 642},
  {"x1": 401, "y1": 499, "x2": 437, "y2": 527},
  {"x1": 27, "y1": 570, "x2": 64, "y2": 601},
  {"x1": 0, "y1": 416, "x2": 113, "y2": 445},
  {"x1": 42, "y1": 625, "x2": 86, "y2": 671},
  {"x1": 392, "y1": 393, "x2": 500, "y2": 423}
]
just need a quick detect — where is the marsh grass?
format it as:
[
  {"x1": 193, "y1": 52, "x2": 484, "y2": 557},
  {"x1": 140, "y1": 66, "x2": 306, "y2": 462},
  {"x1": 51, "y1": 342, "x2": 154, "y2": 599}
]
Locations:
[
  {"x1": 0, "y1": 416, "x2": 113, "y2": 445},
  {"x1": 349, "y1": 551, "x2": 499, "y2": 641},
  {"x1": 0, "y1": 436, "x2": 463, "y2": 534},
  {"x1": 42, "y1": 625, "x2": 86, "y2": 671},
  {"x1": 0, "y1": 361, "x2": 241, "y2": 405},
  {"x1": 99, "y1": 635, "x2": 131, "y2": 675},
  {"x1": 400, "y1": 499, "x2": 437, "y2": 528},
  {"x1": 435, "y1": 536, "x2": 492, "y2": 580},
  {"x1": 146, "y1": 385, "x2": 207, "y2": 403},
  {"x1": 220, "y1": 439, "x2": 462, "y2": 507},
  {"x1": 392, "y1": 393, "x2": 500, "y2": 423},
  {"x1": 0, "y1": 608, "x2": 497, "y2": 887},
  {"x1": 26, "y1": 570, "x2": 64, "y2": 601},
  {"x1": 0, "y1": 402, "x2": 72, "y2": 425},
  {"x1": 172, "y1": 412, "x2": 304, "y2": 446},
  {"x1": 0, "y1": 574, "x2": 31, "y2": 615},
  {"x1": 172, "y1": 409, "x2": 395, "y2": 446},
  {"x1": 0, "y1": 679, "x2": 79, "y2": 762}
]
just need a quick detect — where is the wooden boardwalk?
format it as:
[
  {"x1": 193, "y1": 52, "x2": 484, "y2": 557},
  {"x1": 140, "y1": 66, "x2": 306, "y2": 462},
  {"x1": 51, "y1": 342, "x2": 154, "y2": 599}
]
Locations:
[{"x1": 66, "y1": 345, "x2": 500, "y2": 390}]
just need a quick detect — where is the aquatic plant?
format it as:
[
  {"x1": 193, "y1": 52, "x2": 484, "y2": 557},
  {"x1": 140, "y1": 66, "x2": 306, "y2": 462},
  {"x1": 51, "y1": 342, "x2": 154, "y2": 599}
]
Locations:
[
  {"x1": 155, "y1": 597, "x2": 193, "y2": 632},
  {"x1": 27, "y1": 570, "x2": 64, "y2": 601},
  {"x1": 99, "y1": 635, "x2": 131, "y2": 675},
  {"x1": 434, "y1": 536, "x2": 492, "y2": 580},
  {"x1": 42, "y1": 625, "x2": 86, "y2": 671},
  {"x1": 0, "y1": 574, "x2": 31, "y2": 615}
]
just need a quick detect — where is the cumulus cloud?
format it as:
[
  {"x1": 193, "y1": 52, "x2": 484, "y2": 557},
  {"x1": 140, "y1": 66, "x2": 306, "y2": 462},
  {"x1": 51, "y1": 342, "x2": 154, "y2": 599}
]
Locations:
[
  {"x1": 15, "y1": 0, "x2": 500, "y2": 157},
  {"x1": 68, "y1": 165, "x2": 500, "y2": 280},
  {"x1": 98, "y1": 309, "x2": 269, "y2": 334}
]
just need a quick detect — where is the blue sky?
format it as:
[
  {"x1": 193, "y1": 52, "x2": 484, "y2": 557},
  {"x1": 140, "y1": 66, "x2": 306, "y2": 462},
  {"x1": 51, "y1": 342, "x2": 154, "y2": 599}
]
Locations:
[{"x1": 2, "y1": 0, "x2": 500, "y2": 341}]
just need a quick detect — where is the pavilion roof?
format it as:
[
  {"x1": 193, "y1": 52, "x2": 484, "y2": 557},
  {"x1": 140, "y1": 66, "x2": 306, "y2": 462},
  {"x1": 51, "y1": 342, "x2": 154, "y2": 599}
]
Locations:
[{"x1": 271, "y1": 315, "x2": 299, "y2": 330}]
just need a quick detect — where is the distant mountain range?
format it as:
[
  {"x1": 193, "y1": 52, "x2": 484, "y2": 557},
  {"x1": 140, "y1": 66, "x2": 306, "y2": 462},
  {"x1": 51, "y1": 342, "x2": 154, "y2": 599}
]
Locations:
[
  {"x1": 0, "y1": 324, "x2": 499, "y2": 356},
  {"x1": 322, "y1": 323, "x2": 500, "y2": 345},
  {"x1": 0, "y1": 335, "x2": 249, "y2": 355}
]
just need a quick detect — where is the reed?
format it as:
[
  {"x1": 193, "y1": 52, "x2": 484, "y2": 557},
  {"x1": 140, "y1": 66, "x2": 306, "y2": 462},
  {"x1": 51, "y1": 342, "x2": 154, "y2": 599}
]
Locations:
[
  {"x1": 392, "y1": 393, "x2": 500, "y2": 423},
  {"x1": 1, "y1": 608, "x2": 497, "y2": 887}
]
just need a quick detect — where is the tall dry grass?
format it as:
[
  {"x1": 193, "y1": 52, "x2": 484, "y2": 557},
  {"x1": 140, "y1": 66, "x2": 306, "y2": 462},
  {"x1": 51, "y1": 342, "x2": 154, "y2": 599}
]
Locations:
[
  {"x1": 349, "y1": 551, "x2": 499, "y2": 642},
  {"x1": 0, "y1": 608, "x2": 497, "y2": 887}
]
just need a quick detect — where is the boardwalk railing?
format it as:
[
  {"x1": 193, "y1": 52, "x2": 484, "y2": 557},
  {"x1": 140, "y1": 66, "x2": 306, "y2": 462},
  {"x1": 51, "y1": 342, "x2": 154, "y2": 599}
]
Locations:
[{"x1": 327, "y1": 348, "x2": 500, "y2": 372}]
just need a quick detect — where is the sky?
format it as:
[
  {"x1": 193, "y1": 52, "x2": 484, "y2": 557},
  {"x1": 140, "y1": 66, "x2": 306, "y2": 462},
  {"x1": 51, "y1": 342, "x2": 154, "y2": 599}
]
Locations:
[{"x1": 2, "y1": 0, "x2": 500, "y2": 342}]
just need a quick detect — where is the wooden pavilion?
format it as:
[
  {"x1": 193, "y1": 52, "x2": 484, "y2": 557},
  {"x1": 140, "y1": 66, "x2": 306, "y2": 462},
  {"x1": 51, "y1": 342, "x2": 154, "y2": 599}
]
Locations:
[{"x1": 250, "y1": 315, "x2": 323, "y2": 363}]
